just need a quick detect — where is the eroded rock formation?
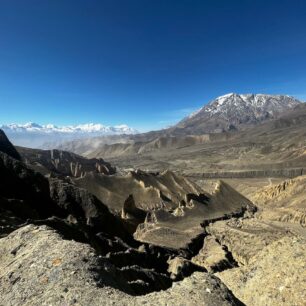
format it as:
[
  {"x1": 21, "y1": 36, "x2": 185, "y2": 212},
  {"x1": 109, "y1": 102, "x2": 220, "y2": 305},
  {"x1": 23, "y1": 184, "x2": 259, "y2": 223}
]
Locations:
[
  {"x1": 251, "y1": 175, "x2": 306, "y2": 226},
  {"x1": 17, "y1": 146, "x2": 116, "y2": 177}
]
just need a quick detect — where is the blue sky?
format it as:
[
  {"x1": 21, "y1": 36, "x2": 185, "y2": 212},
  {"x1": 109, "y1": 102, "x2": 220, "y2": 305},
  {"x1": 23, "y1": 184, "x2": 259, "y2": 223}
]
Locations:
[{"x1": 0, "y1": 0, "x2": 306, "y2": 131}]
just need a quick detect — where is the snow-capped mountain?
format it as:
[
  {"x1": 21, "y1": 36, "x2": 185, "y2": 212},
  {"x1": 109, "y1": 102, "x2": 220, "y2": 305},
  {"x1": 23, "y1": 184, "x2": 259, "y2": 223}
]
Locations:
[
  {"x1": 0, "y1": 122, "x2": 138, "y2": 148},
  {"x1": 175, "y1": 93, "x2": 302, "y2": 134}
]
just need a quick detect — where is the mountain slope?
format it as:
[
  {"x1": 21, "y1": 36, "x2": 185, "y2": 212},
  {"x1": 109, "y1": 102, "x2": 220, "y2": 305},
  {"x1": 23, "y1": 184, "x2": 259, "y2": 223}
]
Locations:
[{"x1": 102, "y1": 103, "x2": 306, "y2": 176}]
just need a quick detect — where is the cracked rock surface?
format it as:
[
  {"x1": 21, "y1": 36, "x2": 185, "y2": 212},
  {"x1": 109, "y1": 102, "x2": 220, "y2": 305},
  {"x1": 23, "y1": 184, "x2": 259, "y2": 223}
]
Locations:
[
  {"x1": 0, "y1": 225, "x2": 243, "y2": 306},
  {"x1": 216, "y1": 236, "x2": 306, "y2": 306}
]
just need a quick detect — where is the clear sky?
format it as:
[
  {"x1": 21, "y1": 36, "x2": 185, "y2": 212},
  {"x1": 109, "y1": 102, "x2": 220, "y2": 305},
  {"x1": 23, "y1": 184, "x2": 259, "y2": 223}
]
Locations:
[{"x1": 0, "y1": 0, "x2": 306, "y2": 131}]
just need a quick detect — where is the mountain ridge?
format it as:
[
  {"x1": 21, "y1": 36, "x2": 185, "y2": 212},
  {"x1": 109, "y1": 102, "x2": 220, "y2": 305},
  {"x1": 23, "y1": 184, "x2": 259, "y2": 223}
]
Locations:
[
  {"x1": 174, "y1": 93, "x2": 302, "y2": 134},
  {"x1": 53, "y1": 93, "x2": 304, "y2": 158},
  {"x1": 186, "y1": 93, "x2": 301, "y2": 119}
]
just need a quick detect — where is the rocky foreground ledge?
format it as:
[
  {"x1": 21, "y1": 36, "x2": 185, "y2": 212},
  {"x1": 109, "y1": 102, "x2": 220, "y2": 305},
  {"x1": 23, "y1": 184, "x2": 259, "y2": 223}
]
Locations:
[
  {"x1": 1, "y1": 223, "x2": 305, "y2": 306},
  {"x1": 0, "y1": 225, "x2": 242, "y2": 306}
]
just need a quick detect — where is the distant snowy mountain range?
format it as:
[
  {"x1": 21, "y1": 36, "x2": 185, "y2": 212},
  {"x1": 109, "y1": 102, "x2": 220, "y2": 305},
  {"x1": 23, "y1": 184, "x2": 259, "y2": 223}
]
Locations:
[
  {"x1": 1, "y1": 122, "x2": 137, "y2": 134},
  {"x1": 0, "y1": 122, "x2": 138, "y2": 148}
]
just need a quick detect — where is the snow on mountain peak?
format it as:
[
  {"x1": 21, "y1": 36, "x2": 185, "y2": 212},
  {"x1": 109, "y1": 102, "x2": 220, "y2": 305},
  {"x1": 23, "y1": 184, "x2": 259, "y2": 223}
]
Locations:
[
  {"x1": 0, "y1": 122, "x2": 138, "y2": 135},
  {"x1": 24, "y1": 122, "x2": 42, "y2": 128},
  {"x1": 216, "y1": 92, "x2": 235, "y2": 99},
  {"x1": 203, "y1": 93, "x2": 301, "y2": 116},
  {"x1": 180, "y1": 93, "x2": 302, "y2": 132},
  {"x1": 0, "y1": 122, "x2": 138, "y2": 148}
]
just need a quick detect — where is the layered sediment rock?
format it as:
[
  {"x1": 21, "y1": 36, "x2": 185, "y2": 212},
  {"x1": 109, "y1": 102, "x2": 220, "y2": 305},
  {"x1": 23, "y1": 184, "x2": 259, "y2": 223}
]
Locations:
[
  {"x1": 206, "y1": 218, "x2": 291, "y2": 265},
  {"x1": 196, "y1": 168, "x2": 305, "y2": 179}
]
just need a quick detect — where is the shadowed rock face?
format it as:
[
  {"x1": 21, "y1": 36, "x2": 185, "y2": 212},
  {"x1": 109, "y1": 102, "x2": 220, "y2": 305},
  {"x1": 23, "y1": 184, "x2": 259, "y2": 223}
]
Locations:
[
  {"x1": 49, "y1": 179, "x2": 132, "y2": 240},
  {"x1": 0, "y1": 129, "x2": 21, "y2": 160},
  {"x1": 0, "y1": 129, "x2": 58, "y2": 233},
  {"x1": 0, "y1": 151, "x2": 62, "y2": 219},
  {"x1": 120, "y1": 194, "x2": 147, "y2": 233},
  {"x1": 17, "y1": 146, "x2": 116, "y2": 177},
  {"x1": 0, "y1": 146, "x2": 125, "y2": 238},
  {"x1": 0, "y1": 206, "x2": 25, "y2": 238}
]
